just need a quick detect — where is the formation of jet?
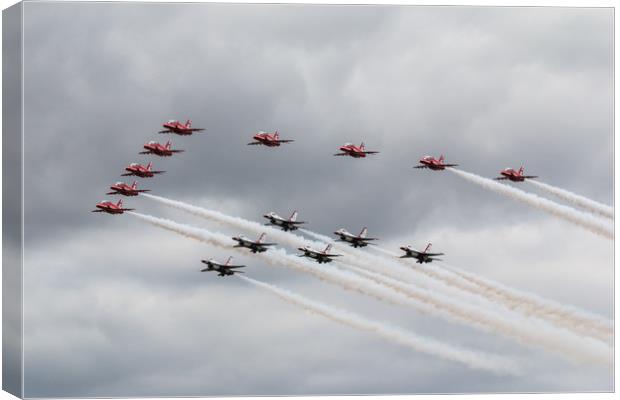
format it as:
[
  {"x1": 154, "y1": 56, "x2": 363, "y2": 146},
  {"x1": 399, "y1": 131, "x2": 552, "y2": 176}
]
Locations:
[
  {"x1": 159, "y1": 119, "x2": 205, "y2": 135},
  {"x1": 232, "y1": 233, "x2": 277, "y2": 253},
  {"x1": 91, "y1": 199, "x2": 134, "y2": 215},
  {"x1": 140, "y1": 140, "x2": 184, "y2": 157},
  {"x1": 122, "y1": 162, "x2": 165, "y2": 178},
  {"x1": 248, "y1": 130, "x2": 294, "y2": 147},
  {"x1": 399, "y1": 243, "x2": 444, "y2": 264},
  {"x1": 263, "y1": 210, "x2": 305, "y2": 231},
  {"x1": 495, "y1": 166, "x2": 538, "y2": 182},
  {"x1": 201, "y1": 256, "x2": 246, "y2": 276},
  {"x1": 297, "y1": 244, "x2": 342, "y2": 264},
  {"x1": 334, "y1": 227, "x2": 377, "y2": 248},
  {"x1": 107, "y1": 181, "x2": 150, "y2": 196},
  {"x1": 414, "y1": 155, "x2": 458, "y2": 170},
  {"x1": 334, "y1": 142, "x2": 380, "y2": 158}
]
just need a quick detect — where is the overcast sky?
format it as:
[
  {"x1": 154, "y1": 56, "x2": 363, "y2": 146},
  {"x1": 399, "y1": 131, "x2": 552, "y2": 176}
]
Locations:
[{"x1": 18, "y1": 3, "x2": 613, "y2": 397}]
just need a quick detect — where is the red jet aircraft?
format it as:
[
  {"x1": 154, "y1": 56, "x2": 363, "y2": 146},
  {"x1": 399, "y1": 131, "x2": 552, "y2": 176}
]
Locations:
[
  {"x1": 122, "y1": 162, "x2": 165, "y2": 178},
  {"x1": 414, "y1": 155, "x2": 458, "y2": 171},
  {"x1": 91, "y1": 199, "x2": 134, "y2": 215},
  {"x1": 248, "y1": 130, "x2": 294, "y2": 147},
  {"x1": 334, "y1": 142, "x2": 380, "y2": 158},
  {"x1": 140, "y1": 140, "x2": 184, "y2": 157},
  {"x1": 159, "y1": 119, "x2": 205, "y2": 135},
  {"x1": 107, "y1": 181, "x2": 150, "y2": 197},
  {"x1": 495, "y1": 166, "x2": 538, "y2": 182}
]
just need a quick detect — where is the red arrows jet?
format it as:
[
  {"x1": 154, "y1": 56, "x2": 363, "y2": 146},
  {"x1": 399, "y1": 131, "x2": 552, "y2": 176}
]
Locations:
[
  {"x1": 91, "y1": 199, "x2": 134, "y2": 215},
  {"x1": 140, "y1": 140, "x2": 184, "y2": 157},
  {"x1": 159, "y1": 119, "x2": 205, "y2": 135},
  {"x1": 122, "y1": 162, "x2": 165, "y2": 178},
  {"x1": 248, "y1": 130, "x2": 294, "y2": 147},
  {"x1": 495, "y1": 166, "x2": 538, "y2": 182},
  {"x1": 334, "y1": 142, "x2": 380, "y2": 158},
  {"x1": 107, "y1": 181, "x2": 150, "y2": 197},
  {"x1": 414, "y1": 155, "x2": 458, "y2": 171}
]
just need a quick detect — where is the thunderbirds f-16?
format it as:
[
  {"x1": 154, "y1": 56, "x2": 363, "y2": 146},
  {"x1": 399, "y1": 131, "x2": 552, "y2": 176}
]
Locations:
[
  {"x1": 263, "y1": 210, "x2": 305, "y2": 231},
  {"x1": 334, "y1": 142, "x2": 380, "y2": 158},
  {"x1": 122, "y1": 162, "x2": 165, "y2": 178},
  {"x1": 106, "y1": 181, "x2": 150, "y2": 196},
  {"x1": 334, "y1": 227, "x2": 377, "y2": 248},
  {"x1": 140, "y1": 140, "x2": 184, "y2": 157},
  {"x1": 91, "y1": 199, "x2": 134, "y2": 215},
  {"x1": 159, "y1": 119, "x2": 205, "y2": 135},
  {"x1": 414, "y1": 155, "x2": 458, "y2": 170},
  {"x1": 400, "y1": 243, "x2": 444, "y2": 263},
  {"x1": 232, "y1": 233, "x2": 277, "y2": 253},
  {"x1": 248, "y1": 130, "x2": 294, "y2": 147},
  {"x1": 495, "y1": 166, "x2": 538, "y2": 182},
  {"x1": 200, "y1": 256, "x2": 246, "y2": 276},
  {"x1": 297, "y1": 244, "x2": 342, "y2": 264}
]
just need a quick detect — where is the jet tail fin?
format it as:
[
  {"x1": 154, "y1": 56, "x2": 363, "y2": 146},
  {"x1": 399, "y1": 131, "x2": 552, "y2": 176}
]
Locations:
[
  {"x1": 359, "y1": 227, "x2": 368, "y2": 238},
  {"x1": 225, "y1": 256, "x2": 233, "y2": 266},
  {"x1": 439, "y1": 155, "x2": 445, "y2": 163},
  {"x1": 518, "y1": 166, "x2": 524, "y2": 175},
  {"x1": 117, "y1": 199, "x2": 123, "y2": 207},
  {"x1": 257, "y1": 233, "x2": 267, "y2": 243},
  {"x1": 146, "y1": 162, "x2": 152, "y2": 170},
  {"x1": 424, "y1": 243, "x2": 432, "y2": 253},
  {"x1": 325, "y1": 244, "x2": 332, "y2": 253},
  {"x1": 289, "y1": 210, "x2": 298, "y2": 222},
  {"x1": 360, "y1": 142, "x2": 365, "y2": 150},
  {"x1": 186, "y1": 119, "x2": 192, "y2": 127},
  {"x1": 274, "y1": 130, "x2": 279, "y2": 139},
  {"x1": 131, "y1": 181, "x2": 138, "y2": 189}
]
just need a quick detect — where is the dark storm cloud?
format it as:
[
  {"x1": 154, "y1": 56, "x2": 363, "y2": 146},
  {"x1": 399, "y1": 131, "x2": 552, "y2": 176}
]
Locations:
[{"x1": 20, "y1": 2, "x2": 613, "y2": 397}]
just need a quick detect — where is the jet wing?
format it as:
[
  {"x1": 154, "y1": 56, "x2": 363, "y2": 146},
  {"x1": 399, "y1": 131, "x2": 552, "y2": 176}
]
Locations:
[
  {"x1": 424, "y1": 252, "x2": 444, "y2": 257},
  {"x1": 494, "y1": 177, "x2": 509, "y2": 180},
  {"x1": 188, "y1": 128, "x2": 205, "y2": 132},
  {"x1": 333, "y1": 153, "x2": 348, "y2": 156},
  {"x1": 413, "y1": 165, "x2": 428, "y2": 169},
  {"x1": 121, "y1": 172, "x2": 133, "y2": 176},
  {"x1": 227, "y1": 265, "x2": 247, "y2": 269},
  {"x1": 151, "y1": 171, "x2": 166, "y2": 174},
  {"x1": 121, "y1": 208, "x2": 136, "y2": 212},
  {"x1": 442, "y1": 164, "x2": 459, "y2": 167},
  {"x1": 91, "y1": 209, "x2": 105, "y2": 212},
  {"x1": 170, "y1": 150, "x2": 185, "y2": 153},
  {"x1": 247, "y1": 142, "x2": 262, "y2": 145},
  {"x1": 277, "y1": 139, "x2": 294, "y2": 143},
  {"x1": 523, "y1": 175, "x2": 538, "y2": 179},
  {"x1": 363, "y1": 151, "x2": 380, "y2": 155},
  {"x1": 259, "y1": 242, "x2": 277, "y2": 247}
]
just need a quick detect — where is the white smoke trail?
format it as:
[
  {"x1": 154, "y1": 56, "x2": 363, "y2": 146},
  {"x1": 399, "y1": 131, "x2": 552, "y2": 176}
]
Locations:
[
  {"x1": 527, "y1": 180, "x2": 613, "y2": 220},
  {"x1": 366, "y1": 243, "x2": 613, "y2": 344},
  {"x1": 439, "y1": 262, "x2": 614, "y2": 344},
  {"x1": 238, "y1": 275, "x2": 521, "y2": 375},
  {"x1": 141, "y1": 193, "x2": 324, "y2": 250},
  {"x1": 128, "y1": 212, "x2": 612, "y2": 366},
  {"x1": 447, "y1": 169, "x2": 613, "y2": 240}
]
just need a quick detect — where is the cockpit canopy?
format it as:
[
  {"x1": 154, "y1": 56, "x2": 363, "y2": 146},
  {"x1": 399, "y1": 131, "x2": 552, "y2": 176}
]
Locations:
[
  {"x1": 130, "y1": 163, "x2": 138, "y2": 167},
  {"x1": 148, "y1": 141, "x2": 156, "y2": 145},
  {"x1": 115, "y1": 181, "x2": 123, "y2": 185}
]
